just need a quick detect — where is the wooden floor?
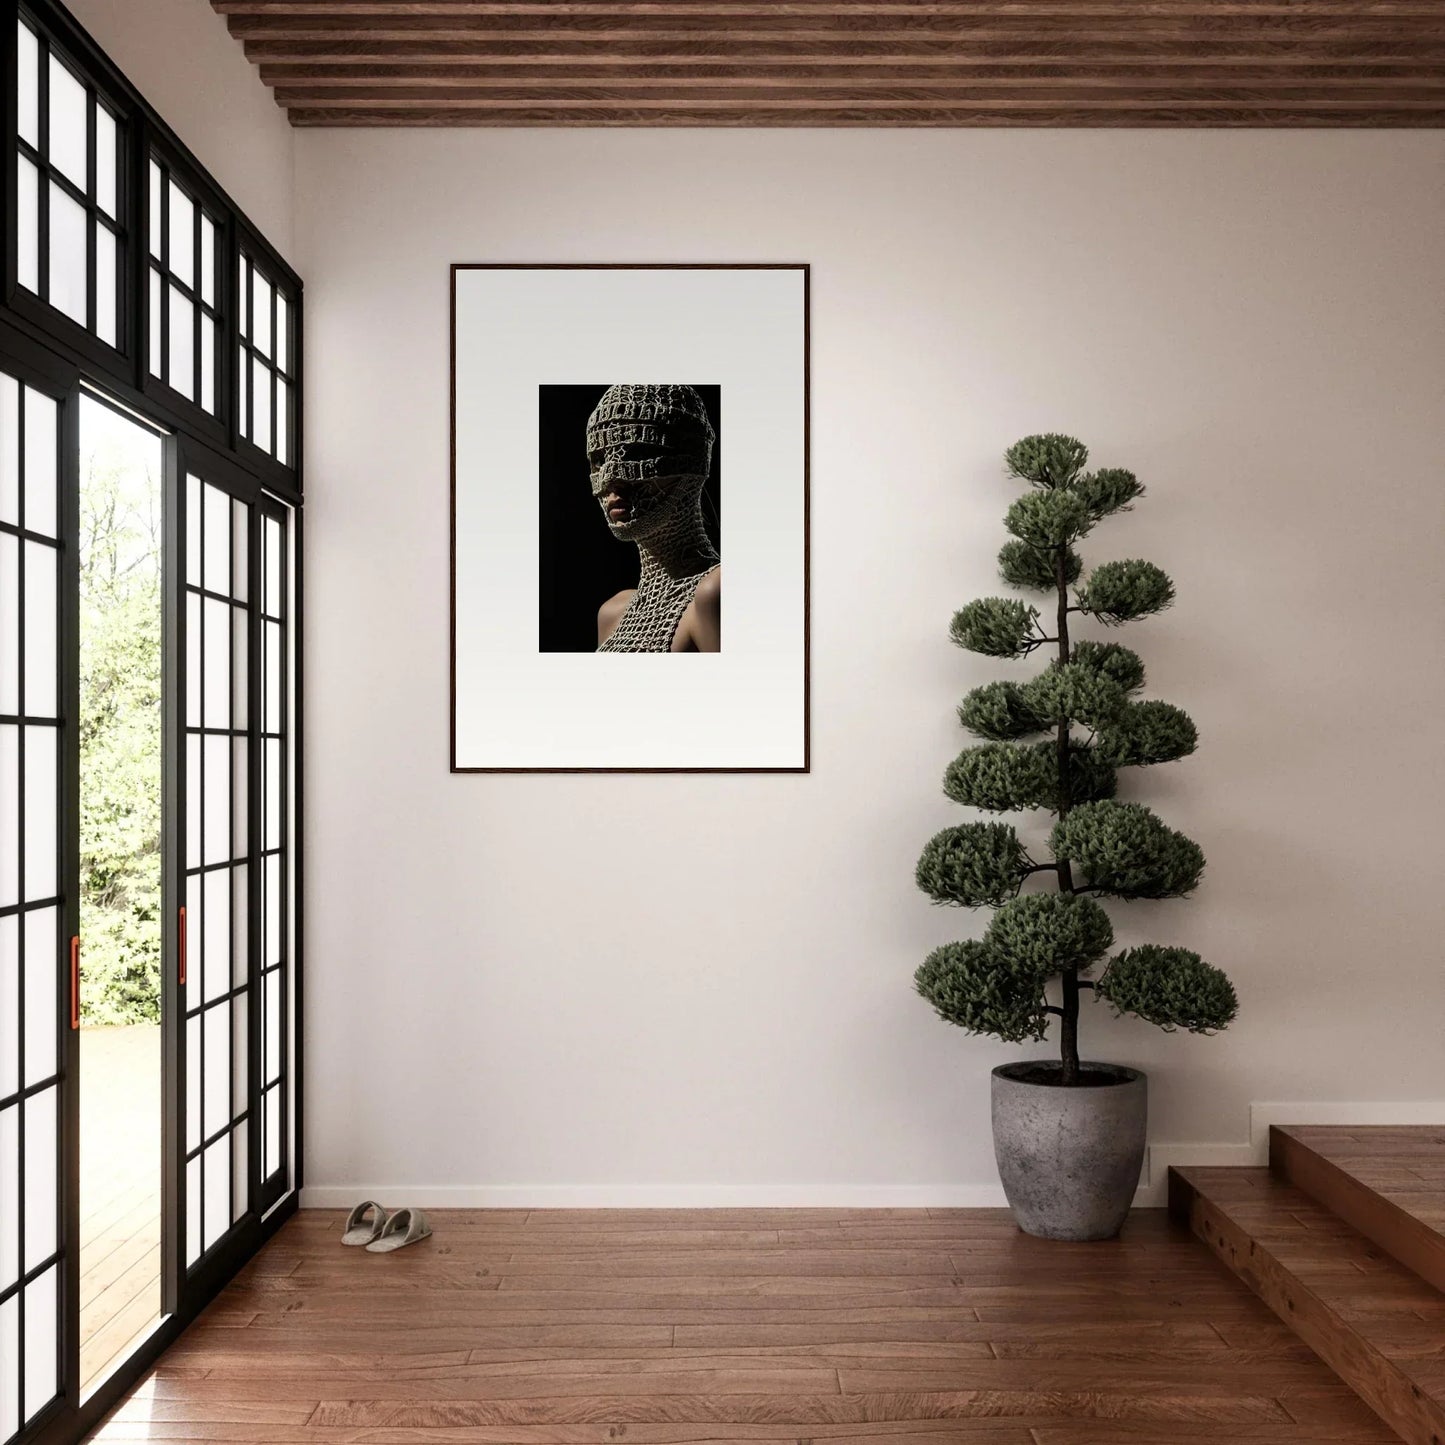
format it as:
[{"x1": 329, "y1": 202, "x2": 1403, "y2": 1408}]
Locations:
[
  {"x1": 85, "y1": 1205, "x2": 1397, "y2": 1444},
  {"x1": 79, "y1": 1024, "x2": 162, "y2": 1396}
]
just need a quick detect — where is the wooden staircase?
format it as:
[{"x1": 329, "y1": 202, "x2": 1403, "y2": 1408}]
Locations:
[{"x1": 1171, "y1": 1127, "x2": 1445, "y2": 1445}]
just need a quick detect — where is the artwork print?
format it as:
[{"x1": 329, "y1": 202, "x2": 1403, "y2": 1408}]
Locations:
[{"x1": 452, "y1": 264, "x2": 808, "y2": 772}]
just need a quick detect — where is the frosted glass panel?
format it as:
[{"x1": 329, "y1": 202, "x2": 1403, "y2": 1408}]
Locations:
[
  {"x1": 23, "y1": 388, "x2": 58, "y2": 540},
  {"x1": 96, "y1": 106, "x2": 118, "y2": 218},
  {"x1": 22, "y1": 1262, "x2": 56, "y2": 1424},
  {"x1": 22, "y1": 1088, "x2": 56, "y2": 1268},
  {"x1": 232, "y1": 741, "x2": 248, "y2": 856},
  {"x1": 264, "y1": 854, "x2": 280, "y2": 968},
  {"x1": 0, "y1": 376, "x2": 18, "y2": 526},
  {"x1": 185, "y1": 1015, "x2": 201, "y2": 1154},
  {"x1": 0, "y1": 727, "x2": 15, "y2": 910},
  {"x1": 0, "y1": 1105, "x2": 16, "y2": 1286},
  {"x1": 17, "y1": 23, "x2": 38, "y2": 148},
  {"x1": 201, "y1": 314, "x2": 216, "y2": 414},
  {"x1": 149, "y1": 161, "x2": 163, "y2": 260},
  {"x1": 22, "y1": 730, "x2": 57, "y2": 902},
  {"x1": 252, "y1": 357, "x2": 272, "y2": 455},
  {"x1": 186, "y1": 1155, "x2": 201, "y2": 1264},
  {"x1": 48, "y1": 183, "x2": 88, "y2": 327},
  {"x1": 96, "y1": 223, "x2": 118, "y2": 347},
  {"x1": 169, "y1": 182, "x2": 194, "y2": 288},
  {"x1": 237, "y1": 344, "x2": 250, "y2": 431},
  {"x1": 253, "y1": 272, "x2": 273, "y2": 359},
  {"x1": 238, "y1": 258, "x2": 250, "y2": 339},
  {"x1": 231, "y1": 864, "x2": 248, "y2": 990},
  {"x1": 203, "y1": 731, "x2": 229, "y2": 864},
  {"x1": 149, "y1": 270, "x2": 163, "y2": 379},
  {"x1": 169, "y1": 289, "x2": 195, "y2": 402},
  {"x1": 204, "y1": 1002, "x2": 230, "y2": 1137},
  {"x1": 185, "y1": 592, "x2": 201, "y2": 729},
  {"x1": 0, "y1": 1294, "x2": 16, "y2": 1441},
  {"x1": 232, "y1": 612, "x2": 248, "y2": 731},
  {"x1": 276, "y1": 380, "x2": 290, "y2": 467},
  {"x1": 264, "y1": 1086, "x2": 280, "y2": 1177},
  {"x1": 201, "y1": 216, "x2": 216, "y2": 306},
  {"x1": 265, "y1": 520, "x2": 282, "y2": 617},
  {"x1": 186, "y1": 473, "x2": 202, "y2": 586},
  {"x1": 23, "y1": 544, "x2": 56, "y2": 718},
  {"x1": 203, "y1": 864, "x2": 229, "y2": 999},
  {"x1": 17, "y1": 161, "x2": 39, "y2": 296},
  {"x1": 185, "y1": 733, "x2": 200, "y2": 871},
  {"x1": 232, "y1": 995, "x2": 248, "y2": 1100},
  {"x1": 276, "y1": 295, "x2": 289, "y2": 373},
  {"x1": 204, "y1": 597, "x2": 231, "y2": 731},
  {"x1": 47, "y1": 55, "x2": 88, "y2": 190},
  {"x1": 0, "y1": 921, "x2": 16, "y2": 1098},
  {"x1": 264, "y1": 971, "x2": 281, "y2": 1086},
  {"x1": 23, "y1": 908, "x2": 57, "y2": 1086},
  {"x1": 204, "y1": 1137, "x2": 230, "y2": 1250},
  {"x1": 265, "y1": 624, "x2": 281, "y2": 734},
  {"x1": 232, "y1": 501, "x2": 249, "y2": 603},
  {"x1": 264, "y1": 739, "x2": 280, "y2": 852},
  {"x1": 185, "y1": 874, "x2": 201, "y2": 1016},
  {"x1": 232, "y1": 1118, "x2": 248, "y2": 1223},
  {"x1": 205, "y1": 483, "x2": 231, "y2": 595},
  {"x1": 0, "y1": 534, "x2": 17, "y2": 716}
]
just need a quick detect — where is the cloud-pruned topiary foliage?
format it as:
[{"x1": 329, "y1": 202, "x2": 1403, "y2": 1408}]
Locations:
[
  {"x1": 1050, "y1": 801, "x2": 1204, "y2": 899},
  {"x1": 1098, "y1": 946, "x2": 1237, "y2": 1033},
  {"x1": 916, "y1": 434, "x2": 1233, "y2": 1084},
  {"x1": 950, "y1": 598, "x2": 1041, "y2": 658},
  {"x1": 916, "y1": 823, "x2": 1033, "y2": 908}
]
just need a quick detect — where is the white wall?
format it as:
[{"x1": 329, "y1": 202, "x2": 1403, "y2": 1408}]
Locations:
[
  {"x1": 63, "y1": 0, "x2": 295, "y2": 261},
  {"x1": 296, "y1": 129, "x2": 1445, "y2": 1205}
]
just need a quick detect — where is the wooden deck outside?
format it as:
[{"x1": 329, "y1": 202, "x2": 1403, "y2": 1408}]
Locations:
[
  {"x1": 79, "y1": 1024, "x2": 162, "y2": 1397},
  {"x1": 84, "y1": 1204, "x2": 1396, "y2": 1443}
]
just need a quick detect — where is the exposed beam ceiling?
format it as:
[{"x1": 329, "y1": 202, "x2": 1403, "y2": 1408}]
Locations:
[{"x1": 210, "y1": 2, "x2": 1445, "y2": 127}]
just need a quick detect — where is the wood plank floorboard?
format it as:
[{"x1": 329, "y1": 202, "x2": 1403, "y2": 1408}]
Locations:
[{"x1": 86, "y1": 1207, "x2": 1397, "y2": 1443}]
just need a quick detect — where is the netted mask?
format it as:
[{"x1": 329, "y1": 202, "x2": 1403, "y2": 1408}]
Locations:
[{"x1": 587, "y1": 384, "x2": 715, "y2": 541}]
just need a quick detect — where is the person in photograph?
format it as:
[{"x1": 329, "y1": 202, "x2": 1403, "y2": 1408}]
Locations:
[{"x1": 588, "y1": 384, "x2": 721, "y2": 653}]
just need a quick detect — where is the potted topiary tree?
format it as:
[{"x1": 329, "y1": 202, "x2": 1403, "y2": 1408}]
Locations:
[{"x1": 915, "y1": 434, "x2": 1237, "y2": 1242}]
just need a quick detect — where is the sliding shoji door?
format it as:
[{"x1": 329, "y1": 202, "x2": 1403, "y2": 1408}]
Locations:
[
  {"x1": 0, "y1": 358, "x2": 76, "y2": 1442},
  {"x1": 170, "y1": 447, "x2": 293, "y2": 1301}
]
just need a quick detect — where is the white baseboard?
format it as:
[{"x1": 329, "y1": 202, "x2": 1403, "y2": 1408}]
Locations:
[{"x1": 300, "y1": 1101, "x2": 1445, "y2": 1212}]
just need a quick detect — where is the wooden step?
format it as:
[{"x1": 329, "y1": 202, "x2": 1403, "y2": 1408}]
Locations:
[
  {"x1": 1272, "y1": 1125, "x2": 1445, "y2": 1296},
  {"x1": 1170, "y1": 1165, "x2": 1445, "y2": 1445}
]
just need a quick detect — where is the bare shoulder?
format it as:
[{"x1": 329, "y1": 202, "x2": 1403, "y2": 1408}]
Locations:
[
  {"x1": 597, "y1": 588, "x2": 636, "y2": 645},
  {"x1": 694, "y1": 566, "x2": 721, "y2": 614}
]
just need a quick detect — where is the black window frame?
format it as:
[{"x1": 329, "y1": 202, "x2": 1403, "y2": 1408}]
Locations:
[{"x1": 0, "y1": 1, "x2": 304, "y2": 1441}]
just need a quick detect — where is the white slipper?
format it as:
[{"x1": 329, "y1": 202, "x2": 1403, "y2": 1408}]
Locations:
[
  {"x1": 341, "y1": 1200, "x2": 389, "y2": 1246},
  {"x1": 365, "y1": 1207, "x2": 432, "y2": 1253}
]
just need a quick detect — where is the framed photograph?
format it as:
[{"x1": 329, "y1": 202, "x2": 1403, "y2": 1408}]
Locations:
[{"x1": 451, "y1": 263, "x2": 809, "y2": 772}]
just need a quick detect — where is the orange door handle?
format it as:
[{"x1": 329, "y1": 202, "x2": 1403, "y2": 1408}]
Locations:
[
  {"x1": 69, "y1": 937, "x2": 80, "y2": 1030},
  {"x1": 178, "y1": 906, "x2": 187, "y2": 987}
]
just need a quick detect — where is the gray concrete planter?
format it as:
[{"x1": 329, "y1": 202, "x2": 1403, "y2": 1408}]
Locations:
[{"x1": 991, "y1": 1061, "x2": 1147, "y2": 1241}]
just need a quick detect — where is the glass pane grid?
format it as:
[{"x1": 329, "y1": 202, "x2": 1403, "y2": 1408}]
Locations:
[
  {"x1": 0, "y1": 371, "x2": 63, "y2": 1433},
  {"x1": 148, "y1": 158, "x2": 222, "y2": 419},
  {"x1": 183, "y1": 478, "x2": 253, "y2": 1267},
  {"x1": 14, "y1": 17, "x2": 125, "y2": 350},
  {"x1": 237, "y1": 255, "x2": 293, "y2": 468}
]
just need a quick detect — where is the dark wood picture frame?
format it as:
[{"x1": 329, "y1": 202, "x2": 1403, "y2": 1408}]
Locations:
[{"x1": 449, "y1": 261, "x2": 810, "y2": 775}]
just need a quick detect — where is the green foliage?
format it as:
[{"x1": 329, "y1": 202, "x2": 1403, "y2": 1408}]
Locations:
[
  {"x1": 1096, "y1": 700, "x2": 1198, "y2": 768},
  {"x1": 950, "y1": 598, "x2": 1039, "y2": 658},
  {"x1": 998, "y1": 539, "x2": 1081, "y2": 593},
  {"x1": 1050, "y1": 801, "x2": 1204, "y2": 899},
  {"x1": 1070, "y1": 640, "x2": 1146, "y2": 695},
  {"x1": 916, "y1": 823, "x2": 1032, "y2": 908},
  {"x1": 957, "y1": 681, "x2": 1044, "y2": 741},
  {"x1": 1005, "y1": 491, "x2": 1095, "y2": 551},
  {"x1": 1022, "y1": 662, "x2": 1127, "y2": 730},
  {"x1": 915, "y1": 941, "x2": 1048, "y2": 1043},
  {"x1": 918, "y1": 433, "x2": 1235, "y2": 1068},
  {"x1": 78, "y1": 430, "x2": 162, "y2": 1025},
  {"x1": 1074, "y1": 467, "x2": 1144, "y2": 519},
  {"x1": 1098, "y1": 946, "x2": 1237, "y2": 1033},
  {"x1": 985, "y1": 893, "x2": 1114, "y2": 977},
  {"x1": 943, "y1": 741, "x2": 1115, "y2": 814},
  {"x1": 1077, "y1": 559, "x2": 1175, "y2": 625},
  {"x1": 1004, "y1": 433, "x2": 1089, "y2": 490}
]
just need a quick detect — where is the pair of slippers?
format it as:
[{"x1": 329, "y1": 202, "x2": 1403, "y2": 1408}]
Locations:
[{"x1": 341, "y1": 1201, "x2": 432, "y2": 1252}]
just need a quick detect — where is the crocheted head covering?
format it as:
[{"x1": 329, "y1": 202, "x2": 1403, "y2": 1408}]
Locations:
[{"x1": 586, "y1": 385, "x2": 714, "y2": 542}]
